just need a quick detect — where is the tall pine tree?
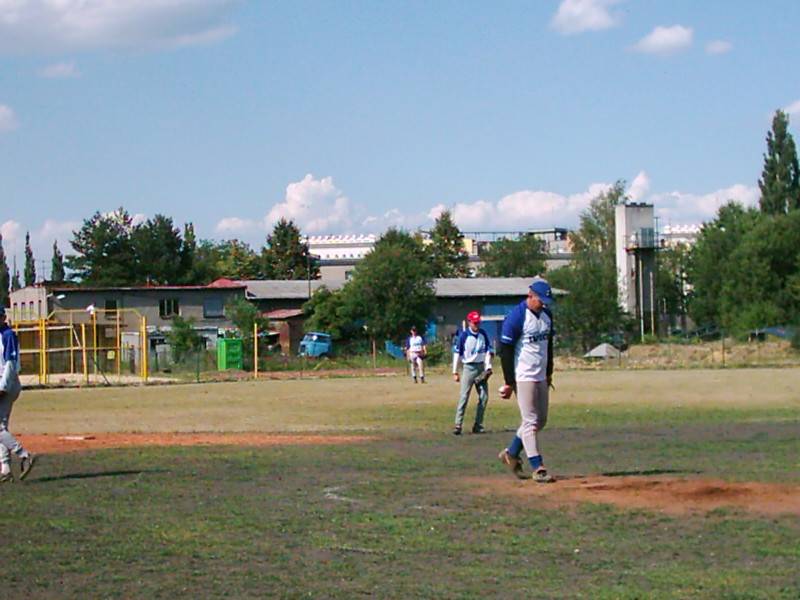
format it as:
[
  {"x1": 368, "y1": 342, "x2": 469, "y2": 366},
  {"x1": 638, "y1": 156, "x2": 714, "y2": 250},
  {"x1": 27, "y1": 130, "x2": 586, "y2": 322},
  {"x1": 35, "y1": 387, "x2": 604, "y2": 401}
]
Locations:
[
  {"x1": 24, "y1": 231, "x2": 36, "y2": 286},
  {"x1": 261, "y1": 219, "x2": 319, "y2": 280},
  {"x1": 759, "y1": 110, "x2": 800, "y2": 215},
  {"x1": 428, "y1": 209, "x2": 469, "y2": 277},
  {"x1": 11, "y1": 257, "x2": 20, "y2": 292},
  {"x1": 51, "y1": 241, "x2": 66, "y2": 283},
  {"x1": 0, "y1": 233, "x2": 9, "y2": 307}
]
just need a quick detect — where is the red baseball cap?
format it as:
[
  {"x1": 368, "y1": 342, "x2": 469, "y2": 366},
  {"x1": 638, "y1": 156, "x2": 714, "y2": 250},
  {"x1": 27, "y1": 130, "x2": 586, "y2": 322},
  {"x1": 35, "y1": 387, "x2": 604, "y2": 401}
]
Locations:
[{"x1": 467, "y1": 311, "x2": 481, "y2": 324}]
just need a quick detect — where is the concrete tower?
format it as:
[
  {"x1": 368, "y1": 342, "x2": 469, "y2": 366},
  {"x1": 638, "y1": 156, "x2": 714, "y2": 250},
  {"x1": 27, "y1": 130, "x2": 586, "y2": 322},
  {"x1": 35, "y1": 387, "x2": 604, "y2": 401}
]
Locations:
[{"x1": 615, "y1": 203, "x2": 657, "y2": 338}]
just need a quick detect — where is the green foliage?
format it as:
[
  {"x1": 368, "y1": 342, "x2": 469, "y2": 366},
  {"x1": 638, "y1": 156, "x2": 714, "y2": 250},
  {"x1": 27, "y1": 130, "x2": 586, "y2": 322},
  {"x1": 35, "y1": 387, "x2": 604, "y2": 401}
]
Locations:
[
  {"x1": 261, "y1": 218, "x2": 319, "y2": 280},
  {"x1": 791, "y1": 328, "x2": 800, "y2": 351},
  {"x1": 656, "y1": 244, "x2": 690, "y2": 318},
  {"x1": 302, "y1": 285, "x2": 360, "y2": 341},
  {"x1": 479, "y1": 234, "x2": 547, "y2": 277},
  {"x1": 10, "y1": 262, "x2": 20, "y2": 292},
  {"x1": 347, "y1": 228, "x2": 435, "y2": 342},
  {"x1": 428, "y1": 210, "x2": 469, "y2": 277},
  {"x1": 0, "y1": 233, "x2": 9, "y2": 307},
  {"x1": 686, "y1": 202, "x2": 761, "y2": 327},
  {"x1": 548, "y1": 182, "x2": 629, "y2": 352},
  {"x1": 66, "y1": 208, "x2": 139, "y2": 285},
  {"x1": 132, "y1": 215, "x2": 184, "y2": 284},
  {"x1": 758, "y1": 110, "x2": 800, "y2": 215},
  {"x1": 226, "y1": 296, "x2": 270, "y2": 336},
  {"x1": 208, "y1": 239, "x2": 261, "y2": 280},
  {"x1": 165, "y1": 315, "x2": 204, "y2": 363},
  {"x1": 23, "y1": 231, "x2": 36, "y2": 287},
  {"x1": 50, "y1": 241, "x2": 65, "y2": 283}
]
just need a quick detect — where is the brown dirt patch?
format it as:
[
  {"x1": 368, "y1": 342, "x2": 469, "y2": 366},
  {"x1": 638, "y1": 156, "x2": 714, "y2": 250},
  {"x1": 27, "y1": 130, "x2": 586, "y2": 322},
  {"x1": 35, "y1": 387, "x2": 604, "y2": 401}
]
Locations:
[
  {"x1": 19, "y1": 433, "x2": 375, "y2": 455},
  {"x1": 468, "y1": 474, "x2": 800, "y2": 517}
]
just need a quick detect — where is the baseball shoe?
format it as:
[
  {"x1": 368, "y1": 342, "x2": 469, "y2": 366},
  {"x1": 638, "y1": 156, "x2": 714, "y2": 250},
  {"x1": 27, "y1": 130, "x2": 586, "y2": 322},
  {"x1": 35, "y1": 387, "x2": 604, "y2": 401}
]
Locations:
[
  {"x1": 472, "y1": 424, "x2": 486, "y2": 434},
  {"x1": 0, "y1": 471, "x2": 13, "y2": 484},
  {"x1": 420, "y1": 377, "x2": 426, "y2": 384},
  {"x1": 532, "y1": 468, "x2": 555, "y2": 484},
  {"x1": 19, "y1": 453, "x2": 36, "y2": 481},
  {"x1": 413, "y1": 377, "x2": 418, "y2": 384},
  {"x1": 452, "y1": 425, "x2": 463, "y2": 436},
  {"x1": 498, "y1": 449, "x2": 527, "y2": 480}
]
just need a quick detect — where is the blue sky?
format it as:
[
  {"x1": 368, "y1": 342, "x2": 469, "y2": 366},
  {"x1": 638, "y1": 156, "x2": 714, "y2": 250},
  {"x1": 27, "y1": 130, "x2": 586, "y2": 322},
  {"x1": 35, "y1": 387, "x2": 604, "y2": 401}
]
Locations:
[{"x1": 2, "y1": 1, "x2": 799, "y2": 276}]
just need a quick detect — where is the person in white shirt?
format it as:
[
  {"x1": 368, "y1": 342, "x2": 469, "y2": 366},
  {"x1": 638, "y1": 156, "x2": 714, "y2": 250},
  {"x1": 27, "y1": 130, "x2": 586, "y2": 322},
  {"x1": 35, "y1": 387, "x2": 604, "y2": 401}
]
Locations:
[
  {"x1": 451, "y1": 311, "x2": 494, "y2": 435},
  {"x1": 496, "y1": 279, "x2": 555, "y2": 483},
  {"x1": 404, "y1": 326, "x2": 427, "y2": 383}
]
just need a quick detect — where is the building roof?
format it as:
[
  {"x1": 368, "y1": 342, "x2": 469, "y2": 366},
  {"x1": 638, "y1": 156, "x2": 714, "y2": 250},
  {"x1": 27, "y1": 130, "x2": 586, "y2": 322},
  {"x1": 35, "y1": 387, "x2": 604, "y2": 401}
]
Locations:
[
  {"x1": 240, "y1": 277, "x2": 565, "y2": 300},
  {"x1": 263, "y1": 308, "x2": 305, "y2": 320}
]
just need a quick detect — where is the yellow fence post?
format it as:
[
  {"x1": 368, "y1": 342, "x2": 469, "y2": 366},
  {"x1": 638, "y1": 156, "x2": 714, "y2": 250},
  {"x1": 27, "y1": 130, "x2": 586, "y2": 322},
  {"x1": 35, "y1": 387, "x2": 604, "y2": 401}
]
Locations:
[
  {"x1": 92, "y1": 311, "x2": 98, "y2": 375},
  {"x1": 141, "y1": 316, "x2": 148, "y2": 383},
  {"x1": 69, "y1": 312, "x2": 75, "y2": 375},
  {"x1": 81, "y1": 323, "x2": 88, "y2": 384},
  {"x1": 38, "y1": 319, "x2": 45, "y2": 385},
  {"x1": 116, "y1": 310, "x2": 122, "y2": 380},
  {"x1": 254, "y1": 321, "x2": 259, "y2": 380}
]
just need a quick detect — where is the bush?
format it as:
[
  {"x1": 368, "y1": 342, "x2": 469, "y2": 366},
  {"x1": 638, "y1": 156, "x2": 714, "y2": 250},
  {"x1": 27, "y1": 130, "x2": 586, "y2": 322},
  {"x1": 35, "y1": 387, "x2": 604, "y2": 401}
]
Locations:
[{"x1": 791, "y1": 328, "x2": 800, "y2": 352}]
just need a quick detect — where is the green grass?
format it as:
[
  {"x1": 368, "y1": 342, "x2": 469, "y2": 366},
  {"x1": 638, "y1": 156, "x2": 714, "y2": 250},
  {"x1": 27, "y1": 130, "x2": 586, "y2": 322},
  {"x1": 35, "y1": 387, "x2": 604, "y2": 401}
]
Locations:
[{"x1": 3, "y1": 369, "x2": 800, "y2": 598}]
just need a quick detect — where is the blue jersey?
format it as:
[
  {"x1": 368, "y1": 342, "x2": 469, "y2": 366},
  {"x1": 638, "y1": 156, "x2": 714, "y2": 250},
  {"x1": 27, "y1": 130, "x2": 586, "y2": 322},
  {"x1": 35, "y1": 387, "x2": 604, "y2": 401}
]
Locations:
[
  {"x1": 0, "y1": 323, "x2": 20, "y2": 391},
  {"x1": 454, "y1": 328, "x2": 493, "y2": 365},
  {"x1": 500, "y1": 300, "x2": 553, "y2": 382}
]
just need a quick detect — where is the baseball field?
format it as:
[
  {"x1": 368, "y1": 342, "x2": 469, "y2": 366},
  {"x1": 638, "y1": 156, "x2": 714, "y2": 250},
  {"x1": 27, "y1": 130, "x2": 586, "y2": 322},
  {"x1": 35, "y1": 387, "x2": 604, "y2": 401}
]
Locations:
[{"x1": 3, "y1": 369, "x2": 799, "y2": 599}]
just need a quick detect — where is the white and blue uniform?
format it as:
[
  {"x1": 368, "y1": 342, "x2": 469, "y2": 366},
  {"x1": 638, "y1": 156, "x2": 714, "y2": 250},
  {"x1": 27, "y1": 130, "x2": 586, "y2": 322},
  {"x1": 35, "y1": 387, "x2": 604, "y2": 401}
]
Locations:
[
  {"x1": 405, "y1": 333, "x2": 427, "y2": 382},
  {"x1": 0, "y1": 321, "x2": 27, "y2": 473},
  {"x1": 452, "y1": 328, "x2": 494, "y2": 430},
  {"x1": 500, "y1": 299, "x2": 554, "y2": 470}
]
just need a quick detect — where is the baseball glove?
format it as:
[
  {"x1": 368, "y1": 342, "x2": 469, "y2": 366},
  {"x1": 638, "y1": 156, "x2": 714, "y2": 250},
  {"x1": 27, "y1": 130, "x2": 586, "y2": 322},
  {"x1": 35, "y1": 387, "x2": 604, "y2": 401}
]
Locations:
[{"x1": 473, "y1": 368, "x2": 492, "y2": 385}]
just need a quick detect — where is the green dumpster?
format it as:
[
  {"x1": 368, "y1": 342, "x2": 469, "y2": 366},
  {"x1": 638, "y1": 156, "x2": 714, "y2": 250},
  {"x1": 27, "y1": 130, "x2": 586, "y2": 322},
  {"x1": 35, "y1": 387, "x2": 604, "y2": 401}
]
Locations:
[{"x1": 217, "y1": 338, "x2": 244, "y2": 370}]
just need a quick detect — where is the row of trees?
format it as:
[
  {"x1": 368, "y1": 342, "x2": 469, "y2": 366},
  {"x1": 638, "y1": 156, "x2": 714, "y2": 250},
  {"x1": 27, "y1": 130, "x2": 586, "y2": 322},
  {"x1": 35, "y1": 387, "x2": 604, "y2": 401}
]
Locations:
[{"x1": 0, "y1": 232, "x2": 60, "y2": 307}]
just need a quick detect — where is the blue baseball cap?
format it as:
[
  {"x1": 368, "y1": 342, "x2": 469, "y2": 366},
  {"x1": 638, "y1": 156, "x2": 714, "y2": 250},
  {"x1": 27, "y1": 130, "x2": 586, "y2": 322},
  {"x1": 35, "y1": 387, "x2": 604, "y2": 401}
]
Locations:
[{"x1": 529, "y1": 279, "x2": 554, "y2": 305}]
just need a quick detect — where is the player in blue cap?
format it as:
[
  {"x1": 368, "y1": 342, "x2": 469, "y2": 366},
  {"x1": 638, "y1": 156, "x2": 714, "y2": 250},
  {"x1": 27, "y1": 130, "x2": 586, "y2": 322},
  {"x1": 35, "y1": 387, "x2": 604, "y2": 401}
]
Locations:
[
  {"x1": 496, "y1": 278, "x2": 556, "y2": 483},
  {"x1": 0, "y1": 307, "x2": 35, "y2": 483}
]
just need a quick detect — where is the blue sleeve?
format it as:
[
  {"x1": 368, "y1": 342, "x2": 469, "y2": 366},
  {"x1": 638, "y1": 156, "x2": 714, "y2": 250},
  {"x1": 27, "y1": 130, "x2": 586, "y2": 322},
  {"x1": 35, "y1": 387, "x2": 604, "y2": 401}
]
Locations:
[
  {"x1": 500, "y1": 303, "x2": 525, "y2": 345},
  {"x1": 456, "y1": 331, "x2": 466, "y2": 357},
  {"x1": 2, "y1": 329, "x2": 18, "y2": 363}
]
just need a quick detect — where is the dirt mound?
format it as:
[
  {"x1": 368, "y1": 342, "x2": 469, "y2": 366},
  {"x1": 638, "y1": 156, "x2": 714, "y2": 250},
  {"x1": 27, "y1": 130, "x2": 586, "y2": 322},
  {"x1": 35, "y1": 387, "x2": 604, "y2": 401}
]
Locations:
[
  {"x1": 468, "y1": 474, "x2": 800, "y2": 517},
  {"x1": 19, "y1": 433, "x2": 375, "y2": 455}
]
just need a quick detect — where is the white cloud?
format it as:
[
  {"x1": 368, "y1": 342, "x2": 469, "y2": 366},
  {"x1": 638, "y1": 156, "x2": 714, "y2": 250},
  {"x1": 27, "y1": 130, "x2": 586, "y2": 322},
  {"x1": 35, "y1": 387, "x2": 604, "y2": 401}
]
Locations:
[
  {"x1": 550, "y1": 0, "x2": 622, "y2": 35},
  {"x1": 0, "y1": 0, "x2": 240, "y2": 54},
  {"x1": 632, "y1": 25, "x2": 693, "y2": 56},
  {"x1": 215, "y1": 217, "x2": 259, "y2": 234},
  {"x1": 705, "y1": 40, "x2": 732, "y2": 55},
  {"x1": 628, "y1": 171, "x2": 651, "y2": 201},
  {"x1": 783, "y1": 99, "x2": 800, "y2": 120},
  {"x1": 39, "y1": 61, "x2": 80, "y2": 79},
  {"x1": 650, "y1": 184, "x2": 759, "y2": 225},
  {"x1": 0, "y1": 104, "x2": 18, "y2": 132},
  {"x1": 38, "y1": 219, "x2": 79, "y2": 243},
  {"x1": 266, "y1": 174, "x2": 353, "y2": 234},
  {"x1": 1, "y1": 220, "x2": 22, "y2": 247}
]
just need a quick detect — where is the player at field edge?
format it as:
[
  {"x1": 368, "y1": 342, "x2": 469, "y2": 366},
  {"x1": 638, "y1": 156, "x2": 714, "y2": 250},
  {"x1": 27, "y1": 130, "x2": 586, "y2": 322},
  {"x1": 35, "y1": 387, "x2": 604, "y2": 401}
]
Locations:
[
  {"x1": 404, "y1": 325, "x2": 427, "y2": 383},
  {"x1": 497, "y1": 279, "x2": 556, "y2": 483},
  {"x1": 0, "y1": 307, "x2": 35, "y2": 483},
  {"x1": 451, "y1": 311, "x2": 494, "y2": 435}
]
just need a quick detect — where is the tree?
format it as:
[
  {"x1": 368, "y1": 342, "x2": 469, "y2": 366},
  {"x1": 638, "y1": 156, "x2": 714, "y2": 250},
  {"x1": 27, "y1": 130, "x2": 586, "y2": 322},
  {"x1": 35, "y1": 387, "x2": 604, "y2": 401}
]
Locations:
[
  {"x1": 66, "y1": 208, "x2": 138, "y2": 285},
  {"x1": 261, "y1": 218, "x2": 319, "y2": 280},
  {"x1": 225, "y1": 296, "x2": 270, "y2": 369},
  {"x1": 428, "y1": 210, "x2": 469, "y2": 277},
  {"x1": 546, "y1": 182, "x2": 628, "y2": 351},
  {"x1": 347, "y1": 228, "x2": 435, "y2": 342},
  {"x1": 718, "y1": 210, "x2": 800, "y2": 332},
  {"x1": 132, "y1": 214, "x2": 183, "y2": 284},
  {"x1": 0, "y1": 233, "x2": 9, "y2": 307},
  {"x1": 758, "y1": 110, "x2": 800, "y2": 215},
  {"x1": 479, "y1": 235, "x2": 547, "y2": 277},
  {"x1": 686, "y1": 202, "x2": 761, "y2": 326},
  {"x1": 51, "y1": 241, "x2": 66, "y2": 283},
  {"x1": 24, "y1": 231, "x2": 35, "y2": 287},
  {"x1": 165, "y1": 316, "x2": 204, "y2": 363},
  {"x1": 302, "y1": 286, "x2": 360, "y2": 341},
  {"x1": 214, "y1": 239, "x2": 261, "y2": 280},
  {"x1": 10, "y1": 257, "x2": 20, "y2": 292},
  {"x1": 655, "y1": 244, "x2": 690, "y2": 330},
  {"x1": 179, "y1": 223, "x2": 199, "y2": 283}
]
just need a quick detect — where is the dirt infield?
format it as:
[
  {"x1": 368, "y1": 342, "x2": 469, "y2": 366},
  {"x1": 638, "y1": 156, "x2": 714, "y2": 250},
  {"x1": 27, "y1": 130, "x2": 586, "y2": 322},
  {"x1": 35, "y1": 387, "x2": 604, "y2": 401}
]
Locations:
[
  {"x1": 19, "y1": 432, "x2": 375, "y2": 454},
  {"x1": 469, "y1": 475, "x2": 800, "y2": 517}
]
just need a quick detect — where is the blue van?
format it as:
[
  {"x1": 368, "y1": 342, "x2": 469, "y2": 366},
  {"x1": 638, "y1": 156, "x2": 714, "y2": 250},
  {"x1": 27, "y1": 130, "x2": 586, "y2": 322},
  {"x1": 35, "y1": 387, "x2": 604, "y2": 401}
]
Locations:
[{"x1": 299, "y1": 332, "x2": 333, "y2": 358}]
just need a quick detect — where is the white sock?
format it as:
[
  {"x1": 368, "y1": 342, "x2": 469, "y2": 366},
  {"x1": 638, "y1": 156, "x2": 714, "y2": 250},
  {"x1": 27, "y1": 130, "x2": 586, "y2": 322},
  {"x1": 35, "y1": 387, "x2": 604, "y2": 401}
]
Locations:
[{"x1": 1, "y1": 463, "x2": 10, "y2": 475}]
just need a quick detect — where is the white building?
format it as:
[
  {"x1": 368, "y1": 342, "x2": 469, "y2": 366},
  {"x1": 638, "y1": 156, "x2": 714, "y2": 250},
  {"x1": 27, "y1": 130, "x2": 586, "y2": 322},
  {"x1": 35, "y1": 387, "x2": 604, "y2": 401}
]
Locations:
[{"x1": 615, "y1": 203, "x2": 657, "y2": 336}]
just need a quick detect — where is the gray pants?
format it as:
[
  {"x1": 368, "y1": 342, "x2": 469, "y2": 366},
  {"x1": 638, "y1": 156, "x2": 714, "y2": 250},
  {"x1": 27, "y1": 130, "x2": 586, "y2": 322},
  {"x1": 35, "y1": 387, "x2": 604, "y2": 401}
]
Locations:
[
  {"x1": 0, "y1": 380, "x2": 24, "y2": 467},
  {"x1": 454, "y1": 363, "x2": 489, "y2": 428},
  {"x1": 516, "y1": 380, "x2": 549, "y2": 458}
]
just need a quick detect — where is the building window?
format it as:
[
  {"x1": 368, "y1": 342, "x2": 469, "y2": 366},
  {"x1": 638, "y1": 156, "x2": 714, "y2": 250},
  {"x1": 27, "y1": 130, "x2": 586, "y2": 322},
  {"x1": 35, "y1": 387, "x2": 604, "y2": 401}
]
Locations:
[
  {"x1": 12, "y1": 303, "x2": 18, "y2": 321},
  {"x1": 203, "y1": 297, "x2": 224, "y2": 318},
  {"x1": 28, "y1": 301, "x2": 34, "y2": 321},
  {"x1": 159, "y1": 298, "x2": 180, "y2": 318},
  {"x1": 105, "y1": 299, "x2": 118, "y2": 317}
]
